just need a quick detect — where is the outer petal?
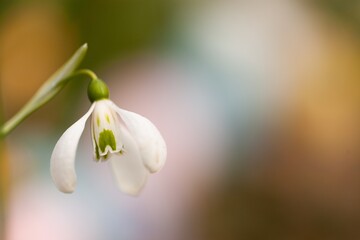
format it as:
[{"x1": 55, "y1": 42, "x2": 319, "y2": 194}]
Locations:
[
  {"x1": 111, "y1": 102, "x2": 167, "y2": 173},
  {"x1": 50, "y1": 104, "x2": 95, "y2": 193},
  {"x1": 110, "y1": 126, "x2": 148, "y2": 195}
]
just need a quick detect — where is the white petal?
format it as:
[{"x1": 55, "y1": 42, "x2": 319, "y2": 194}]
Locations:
[
  {"x1": 111, "y1": 102, "x2": 167, "y2": 173},
  {"x1": 110, "y1": 126, "x2": 148, "y2": 196},
  {"x1": 91, "y1": 100, "x2": 123, "y2": 158},
  {"x1": 50, "y1": 104, "x2": 95, "y2": 193}
]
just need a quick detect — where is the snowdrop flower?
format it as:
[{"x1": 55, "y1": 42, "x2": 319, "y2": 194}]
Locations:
[{"x1": 50, "y1": 79, "x2": 166, "y2": 195}]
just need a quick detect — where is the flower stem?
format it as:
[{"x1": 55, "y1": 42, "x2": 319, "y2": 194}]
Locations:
[{"x1": 72, "y1": 69, "x2": 98, "y2": 81}]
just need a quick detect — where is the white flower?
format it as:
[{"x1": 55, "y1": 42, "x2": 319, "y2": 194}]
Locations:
[{"x1": 50, "y1": 99, "x2": 167, "y2": 195}]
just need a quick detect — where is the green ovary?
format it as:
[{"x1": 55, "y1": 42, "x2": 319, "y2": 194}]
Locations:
[{"x1": 98, "y1": 129, "x2": 116, "y2": 153}]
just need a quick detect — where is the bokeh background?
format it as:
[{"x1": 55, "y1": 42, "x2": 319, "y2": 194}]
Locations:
[{"x1": 1, "y1": 0, "x2": 360, "y2": 239}]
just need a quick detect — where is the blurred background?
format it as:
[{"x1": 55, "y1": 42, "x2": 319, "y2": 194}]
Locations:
[{"x1": 0, "y1": 0, "x2": 360, "y2": 239}]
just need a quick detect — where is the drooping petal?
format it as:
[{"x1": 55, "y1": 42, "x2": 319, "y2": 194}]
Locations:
[
  {"x1": 111, "y1": 102, "x2": 167, "y2": 173},
  {"x1": 50, "y1": 104, "x2": 95, "y2": 193},
  {"x1": 110, "y1": 126, "x2": 149, "y2": 196}
]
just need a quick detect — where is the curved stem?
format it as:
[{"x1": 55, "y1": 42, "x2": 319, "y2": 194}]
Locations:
[{"x1": 71, "y1": 69, "x2": 98, "y2": 81}]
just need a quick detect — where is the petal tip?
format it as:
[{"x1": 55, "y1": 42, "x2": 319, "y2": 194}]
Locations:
[
  {"x1": 51, "y1": 170, "x2": 77, "y2": 193},
  {"x1": 113, "y1": 172, "x2": 148, "y2": 196},
  {"x1": 144, "y1": 141, "x2": 167, "y2": 173},
  {"x1": 58, "y1": 185, "x2": 76, "y2": 194},
  {"x1": 119, "y1": 185, "x2": 143, "y2": 196}
]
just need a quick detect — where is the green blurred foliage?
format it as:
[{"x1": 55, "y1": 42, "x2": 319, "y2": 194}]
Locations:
[
  {"x1": 310, "y1": 0, "x2": 360, "y2": 35},
  {"x1": 63, "y1": 0, "x2": 175, "y2": 69},
  {"x1": 0, "y1": 0, "x2": 175, "y2": 69}
]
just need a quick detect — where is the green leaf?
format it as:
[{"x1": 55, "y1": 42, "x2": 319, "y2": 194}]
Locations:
[{"x1": 0, "y1": 43, "x2": 88, "y2": 137}]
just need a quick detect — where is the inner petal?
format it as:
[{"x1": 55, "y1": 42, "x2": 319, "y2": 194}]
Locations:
[{"x1": 91, "y1": 100, "x2": 123, "y2": 160}]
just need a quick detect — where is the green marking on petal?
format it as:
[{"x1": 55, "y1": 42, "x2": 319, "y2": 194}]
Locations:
[
  {"x1": 99, "y1": 129, "x2": 116, "y2": 153},
  {"x1": 95, "y1": 150, "x2": 100, "y2": 161},
  {"x1": 96, "y1": 116, "x2": 100, "y2": 127},
  {"x1": 105, "y1": 114, "x2": 110, "y2": 123},
  {"x1": 92, "y1": 129, "x2": 100, "y2": 161},
  {"x1": 94, "y1": 142, "x2": 100, "y2": 161}
]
